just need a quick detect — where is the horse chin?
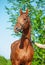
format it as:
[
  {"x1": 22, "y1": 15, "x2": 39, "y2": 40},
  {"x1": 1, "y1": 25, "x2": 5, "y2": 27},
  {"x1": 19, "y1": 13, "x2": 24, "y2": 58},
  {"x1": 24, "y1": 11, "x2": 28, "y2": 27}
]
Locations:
[{"x1": 20, "y1": 30, "x2": 23, "y2": 33}]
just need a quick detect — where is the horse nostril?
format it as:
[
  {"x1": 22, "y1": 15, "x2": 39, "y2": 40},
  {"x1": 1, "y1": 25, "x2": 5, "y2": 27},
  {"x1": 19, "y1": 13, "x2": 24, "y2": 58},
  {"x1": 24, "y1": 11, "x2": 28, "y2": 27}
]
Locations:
[
  {"x1": 15, "y1": 27, "x2": 21, "y2": 32},
  {"x1": 16, "y1": 27, "x2": 18, "y2": 30},
  {"x1": 16, "y1": 27, "x2": 19, "y2": 31}
]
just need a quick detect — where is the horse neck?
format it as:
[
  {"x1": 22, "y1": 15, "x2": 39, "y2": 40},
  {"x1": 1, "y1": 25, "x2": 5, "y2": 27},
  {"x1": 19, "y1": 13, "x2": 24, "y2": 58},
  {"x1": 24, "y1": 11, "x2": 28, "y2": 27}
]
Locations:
[
  {"x1": 19, "y1": 25, "x2": 31, "y2": 49},
  {"x1": 22, "y1": 17, "x2": 31, "y2": 40},
  {"x1": 22, "y1": 26, "x2": 31, "y2": 40}
]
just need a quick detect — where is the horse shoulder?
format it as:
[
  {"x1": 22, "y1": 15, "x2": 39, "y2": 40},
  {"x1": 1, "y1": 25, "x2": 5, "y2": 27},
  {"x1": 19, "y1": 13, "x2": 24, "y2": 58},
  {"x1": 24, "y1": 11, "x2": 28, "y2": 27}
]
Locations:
[{"x1": 11, "y1": 40, "x2": 20, "y2": 50}]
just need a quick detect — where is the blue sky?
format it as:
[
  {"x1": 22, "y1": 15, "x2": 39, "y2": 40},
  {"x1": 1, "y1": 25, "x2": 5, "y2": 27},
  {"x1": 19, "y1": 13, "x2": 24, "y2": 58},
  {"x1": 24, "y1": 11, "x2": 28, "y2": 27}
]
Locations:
[{"x1": 0, "y1": 0, "x2": 19, "y2": 59}]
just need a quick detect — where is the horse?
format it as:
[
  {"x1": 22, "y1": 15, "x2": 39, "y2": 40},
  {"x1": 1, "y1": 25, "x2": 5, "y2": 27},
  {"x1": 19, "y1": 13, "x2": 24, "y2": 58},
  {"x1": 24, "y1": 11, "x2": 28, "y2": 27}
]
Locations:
[{"x1": 10, "y1": 9, "x2": 34, "y2": 65}]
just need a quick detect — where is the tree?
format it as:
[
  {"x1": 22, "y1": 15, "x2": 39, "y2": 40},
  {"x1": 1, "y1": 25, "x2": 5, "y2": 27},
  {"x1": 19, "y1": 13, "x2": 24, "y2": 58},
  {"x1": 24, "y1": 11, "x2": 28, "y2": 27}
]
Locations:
[
  {"x1": 35, "y1": 43, "x2": 45, "y2": 48},
  {"x1": 6, "y1": 0, "x2": 45, "y2": 65}
]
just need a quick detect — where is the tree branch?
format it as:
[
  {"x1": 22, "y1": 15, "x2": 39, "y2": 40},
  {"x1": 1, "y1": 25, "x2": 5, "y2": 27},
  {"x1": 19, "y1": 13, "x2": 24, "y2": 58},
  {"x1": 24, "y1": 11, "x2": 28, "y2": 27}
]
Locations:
[{"x1": 35, "y1": 42, "x2": 45, "y2": 49}]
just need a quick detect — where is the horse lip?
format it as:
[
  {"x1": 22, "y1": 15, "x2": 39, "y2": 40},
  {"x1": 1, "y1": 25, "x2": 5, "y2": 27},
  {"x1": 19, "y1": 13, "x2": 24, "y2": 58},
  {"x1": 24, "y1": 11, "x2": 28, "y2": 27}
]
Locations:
[
  {"x1": 15, "y1": 30, "x2": 19, "y2": 33},
  {"x1": 15, "y1": 28, "x2": 21, "y2": 33}
]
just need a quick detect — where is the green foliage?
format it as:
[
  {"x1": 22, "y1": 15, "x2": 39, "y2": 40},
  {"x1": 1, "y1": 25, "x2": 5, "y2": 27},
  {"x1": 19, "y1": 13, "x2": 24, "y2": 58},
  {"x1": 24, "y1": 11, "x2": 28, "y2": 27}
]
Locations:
[
  {"x1": 0, "y1": 56, "x2": 7, "y2": 65},
  {"x1": 7, "y1": 59, "x2": 12, "y2": 65},
  {"x1": 0, "y1": 56, "x2": 12, "y2": 65},
  {"x1": 6, "y1": 0, "x2": 45, "y2": 65}
]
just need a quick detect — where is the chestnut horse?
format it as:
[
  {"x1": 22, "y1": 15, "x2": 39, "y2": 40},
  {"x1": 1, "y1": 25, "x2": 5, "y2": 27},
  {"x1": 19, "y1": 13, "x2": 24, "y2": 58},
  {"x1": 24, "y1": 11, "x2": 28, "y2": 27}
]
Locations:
[{"x1": 10, "y1": 9, "x2": 34, "y2": 65}]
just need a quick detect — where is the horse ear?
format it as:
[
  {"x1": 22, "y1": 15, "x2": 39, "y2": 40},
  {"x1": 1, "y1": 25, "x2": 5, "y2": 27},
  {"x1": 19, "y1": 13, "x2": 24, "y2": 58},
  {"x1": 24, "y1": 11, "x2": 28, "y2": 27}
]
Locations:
[
  {"x1": 26, "y1": 9, "x2": 28, "y2": 15},
  {"x1": 20, "y1": 9, "x2": 23, "y2": 15}
]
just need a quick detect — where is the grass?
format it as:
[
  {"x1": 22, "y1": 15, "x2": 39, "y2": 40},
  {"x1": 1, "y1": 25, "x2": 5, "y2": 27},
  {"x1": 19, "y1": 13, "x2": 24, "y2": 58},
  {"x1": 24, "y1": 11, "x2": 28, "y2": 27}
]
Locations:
[{"x1": 0, "y1": 56, "x2": 12, "y2": 65}]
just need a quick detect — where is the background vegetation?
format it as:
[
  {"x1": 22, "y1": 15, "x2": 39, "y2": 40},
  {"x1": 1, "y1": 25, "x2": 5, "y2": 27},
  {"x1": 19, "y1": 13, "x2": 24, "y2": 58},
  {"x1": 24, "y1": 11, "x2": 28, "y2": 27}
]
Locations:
[
  {"x1": 0, "y1": 56, "x2": 11, "y2": 65},
  {"x1": 0, "y1": 0, "x2": 45, "y2": 65}
]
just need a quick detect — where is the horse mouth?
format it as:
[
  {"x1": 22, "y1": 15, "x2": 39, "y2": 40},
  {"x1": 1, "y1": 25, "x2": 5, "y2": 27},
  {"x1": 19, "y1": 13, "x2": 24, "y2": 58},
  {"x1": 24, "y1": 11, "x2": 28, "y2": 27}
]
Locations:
[{"x1": 15, "y1": 28, "x2": 23, "y2": 33}]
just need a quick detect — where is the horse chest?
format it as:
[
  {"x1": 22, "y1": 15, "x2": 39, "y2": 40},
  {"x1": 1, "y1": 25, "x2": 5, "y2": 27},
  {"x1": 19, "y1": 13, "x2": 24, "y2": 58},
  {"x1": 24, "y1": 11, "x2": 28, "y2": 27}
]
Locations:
[{"x1": 15, "y1": 46, "x2": 33, "y2": 61}]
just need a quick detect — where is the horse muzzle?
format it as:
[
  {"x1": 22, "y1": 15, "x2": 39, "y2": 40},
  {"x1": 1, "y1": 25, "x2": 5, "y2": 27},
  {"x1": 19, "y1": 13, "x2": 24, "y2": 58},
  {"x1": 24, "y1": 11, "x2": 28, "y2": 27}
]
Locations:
[{"x1": 15, "y1": 27, "x2": 22, "y2": 33}]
